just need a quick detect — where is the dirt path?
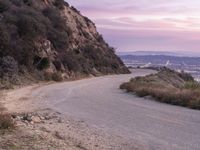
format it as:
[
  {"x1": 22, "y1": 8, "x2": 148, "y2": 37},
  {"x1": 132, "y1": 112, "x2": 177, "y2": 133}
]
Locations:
[{"x1": 2, "y1": 69, "x2": 200, "y2": 150}]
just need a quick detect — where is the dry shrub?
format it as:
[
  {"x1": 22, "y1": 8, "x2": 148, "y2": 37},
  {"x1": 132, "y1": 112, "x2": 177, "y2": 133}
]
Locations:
[
  {"x1": 120, "y1": 75, "x2": 200, "y2": 110},
  {"x1": 52, "y1": 72, "x2": 63, "y2": 82},
  {"x1": 43, "y1": 72, "x2": 52, "y2": 81},
  {"x1": 184, "y1": 81, "x2": 200, "y2": 90},
  {"x1": 0, "y1": 113, "x2": 15, "y2": 130}
]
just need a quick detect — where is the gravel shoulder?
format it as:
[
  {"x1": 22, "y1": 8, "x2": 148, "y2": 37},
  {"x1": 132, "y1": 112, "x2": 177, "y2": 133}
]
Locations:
[{"x1": 0, "y1": 109, "x2": 140, "y2": 150}]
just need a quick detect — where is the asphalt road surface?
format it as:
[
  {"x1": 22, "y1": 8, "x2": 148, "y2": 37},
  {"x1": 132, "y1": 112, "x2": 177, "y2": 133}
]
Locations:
[{"x1": 30, "y1": 69, "x2": 200, "y2": 150}]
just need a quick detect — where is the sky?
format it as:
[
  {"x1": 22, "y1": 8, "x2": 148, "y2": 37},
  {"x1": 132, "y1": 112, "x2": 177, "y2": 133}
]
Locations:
[{"x1": 66, "y1": 0, "x2": 200, "y2": 53}]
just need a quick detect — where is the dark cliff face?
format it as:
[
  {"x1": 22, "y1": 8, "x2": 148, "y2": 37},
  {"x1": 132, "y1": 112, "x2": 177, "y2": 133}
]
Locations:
[{"x1": 0, "y1": 0, "x2": 129, "y2": 83}]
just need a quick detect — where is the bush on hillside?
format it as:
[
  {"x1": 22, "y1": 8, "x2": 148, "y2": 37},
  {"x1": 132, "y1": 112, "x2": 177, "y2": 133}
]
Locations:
[
  {"x1": 10, "y1": 0, "x2": 23, "y2": 6},
  {"x1": 60, "y1": 52, "x2": 82, "y2": 72},
  {"x1": 54, "y1": 0, "x2": 65, "y2": 10},
  {"x1": 33, "y1": 56, "x2": 50, "y2": 70},
  {"x1": 0, "y1": 56, "x2": 18, "y2": 78},
  {"x1": 0, "y1": 113, "x2": 15, "y2": 130},
  {"x1": 52, "y1": 72, "x2": 63, "y2": 81},
  {"x1": 0, "y1": 24, "x2": 10, "y2": 56},
  {"x1": 23, "y1": 0, "x2": 33, "y2": 6},
  {"x1": 43, "y1": 7, "x2": 70, "y2": 50},
  {"x1": 47, "y1": 28, "x2": 69, "y2": 50},
  {"x1": 0, "y1": 0, "x2": 10, "y2": 13},
  {"x1": 178, "y1": 71, "x2": 194, "y2": 82},
  {"x1": 17, "y1": 14, "x2": 46, "y2": 39}
]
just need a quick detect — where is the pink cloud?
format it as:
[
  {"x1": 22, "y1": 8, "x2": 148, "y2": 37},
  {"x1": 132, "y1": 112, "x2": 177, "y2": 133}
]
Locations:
[{"x1": 67, "y1": 0, "x2": 200, "y2": 52}]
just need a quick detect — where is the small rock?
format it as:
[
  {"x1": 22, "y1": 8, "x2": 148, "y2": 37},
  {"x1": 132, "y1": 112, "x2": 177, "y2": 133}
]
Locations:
[
  {"x1": 45, "y1": 116, "x2": 51, "y2": 120},
  {"x1": 11, "y1": 114, "x2": 17, "y2": 119},
  {"x1": 58, "y1": 118, "x2": 64, "y2": 123},
  {"x1": 31, "y1": 116, "x2": 41, "y2": 123},
  {"x1": 15, "y1": 116, "x2": 21, "y2": 121},
  {"x1": 16, "y1": 120, "x2": 26, "y2": 127},
  {"x1": 23, "y1": 114, "x2": 32, "y2": 122},
  {"x1": 95, "y1": 144, "x2": 99, "y2": 147},
  {"x1": 30, "y1": 121, "x2": 34, "y2": 125},
  {"x1": 24, "y1": 120, "x2": 29, "y2": 125},
  {"x1": 40, "y1": 116, "x2": 45, "y2": 120},
  {"x1": 54, "y1": 131, "x2": 65, "y2": 140},
  {"x1": 40, "y1": 127, "x2": 51, "y2": 133}
]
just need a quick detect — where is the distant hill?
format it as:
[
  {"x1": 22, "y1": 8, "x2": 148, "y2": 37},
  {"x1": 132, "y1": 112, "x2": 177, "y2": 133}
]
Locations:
[
  {"x1": 117, "y1": 51, "x2": 200, "y2": 57},
  {"x1": 119, "y1": 54, "x2": 200, "y2": 80},
  {"x1": 118, "y1": 51, "x2": 180, "y2": 56},
  {"x1": 0, "y1": 0, "x2": 129, "y2": 88},
  {"x1": 120, "y1": 55, "x2": 200, "y2": 65}
]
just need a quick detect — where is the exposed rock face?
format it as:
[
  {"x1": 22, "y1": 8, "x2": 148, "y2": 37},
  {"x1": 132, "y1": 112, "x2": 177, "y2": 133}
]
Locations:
[{"x1": 0, "y1": 0, "x2": 130, "y2": 83}]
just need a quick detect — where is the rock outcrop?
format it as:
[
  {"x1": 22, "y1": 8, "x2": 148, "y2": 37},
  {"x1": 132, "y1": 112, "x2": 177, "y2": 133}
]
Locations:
[{"x1": 0, "y1": 0, "x2": 129, "y2": 84}]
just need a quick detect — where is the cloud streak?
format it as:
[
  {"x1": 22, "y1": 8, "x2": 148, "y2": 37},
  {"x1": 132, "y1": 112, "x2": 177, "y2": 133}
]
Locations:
[{"x1": 67, "y1": 0, "x2": 200, "y2": 52}]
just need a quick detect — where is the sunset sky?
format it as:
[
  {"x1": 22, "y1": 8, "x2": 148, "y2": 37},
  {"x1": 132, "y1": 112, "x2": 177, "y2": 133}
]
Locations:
[{"x1": 67, "y1": 0, "x2": 200, "y2": 53}]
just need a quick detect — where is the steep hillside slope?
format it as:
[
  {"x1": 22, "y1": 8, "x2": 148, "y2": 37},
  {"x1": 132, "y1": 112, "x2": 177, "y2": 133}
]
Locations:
[{"x1": 0, "y1": 0, "x2": 129, "y2": 87}]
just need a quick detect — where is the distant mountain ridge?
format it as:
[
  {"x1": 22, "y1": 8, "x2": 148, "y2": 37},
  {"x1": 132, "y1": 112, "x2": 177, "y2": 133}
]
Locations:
[
  {"x1": 119, "y1": 53, "x2": 200, "y2": 80},
  {"x1": 120, "y1": 55, "x2": 200, "y2": 61},
  {"x1": 117, "y1": 51, "x2": 200, "y2": 57}
]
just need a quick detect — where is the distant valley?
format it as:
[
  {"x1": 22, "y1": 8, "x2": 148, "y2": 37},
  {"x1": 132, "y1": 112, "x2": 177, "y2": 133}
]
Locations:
[{"x1": 119, "y1": 52, "x2": 200, "y2": 81}]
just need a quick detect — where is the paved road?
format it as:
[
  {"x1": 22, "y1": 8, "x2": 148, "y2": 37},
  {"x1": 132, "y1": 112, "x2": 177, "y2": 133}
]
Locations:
[{"x1": 31, "y1": 69, "x2": 200, "y2": 150}]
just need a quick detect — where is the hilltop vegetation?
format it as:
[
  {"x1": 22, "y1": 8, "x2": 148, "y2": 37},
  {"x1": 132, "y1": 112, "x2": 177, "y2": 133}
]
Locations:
[
  {"x1": 0, "y1": 0, "x2": 129, "y2": 88},
  {"x1": 120, "y1": 68, "x2": 200, "y2": 110}
]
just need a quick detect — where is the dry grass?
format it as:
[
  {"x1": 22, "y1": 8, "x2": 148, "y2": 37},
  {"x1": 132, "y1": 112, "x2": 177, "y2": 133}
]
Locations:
[{"x1": 120, "y1": 68, "x2": 200, "y2": 110}]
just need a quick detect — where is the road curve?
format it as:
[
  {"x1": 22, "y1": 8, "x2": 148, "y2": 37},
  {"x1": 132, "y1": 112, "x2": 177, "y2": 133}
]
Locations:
[{"x1": 17, "y1": 69, "x2": 200, "y2": 149}]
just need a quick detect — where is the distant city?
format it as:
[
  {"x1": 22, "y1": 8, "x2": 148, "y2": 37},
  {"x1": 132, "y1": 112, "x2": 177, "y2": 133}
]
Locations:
[{"x1": 119, "y1": 51, "x2": 200, "y2": 81}]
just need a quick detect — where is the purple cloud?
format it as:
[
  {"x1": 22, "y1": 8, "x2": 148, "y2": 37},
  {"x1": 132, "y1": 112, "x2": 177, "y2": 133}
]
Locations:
[{"x1": 66, "y1": 0, "x2": 200, "y2": 52}]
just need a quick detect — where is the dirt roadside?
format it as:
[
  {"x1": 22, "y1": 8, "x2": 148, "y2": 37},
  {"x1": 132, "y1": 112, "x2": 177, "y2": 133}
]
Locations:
[{"x1": 0, "y1": 82, "x2": 142, "y2": 150}]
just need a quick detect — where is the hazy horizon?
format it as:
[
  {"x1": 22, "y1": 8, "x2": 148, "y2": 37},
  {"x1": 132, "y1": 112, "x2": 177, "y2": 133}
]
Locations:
[
  {"x1": 67, "y1": 0, "x2": 200, "y2": 53},
  {"x1": 117, "y1": 50, "x2": 200, "y2": 57}
]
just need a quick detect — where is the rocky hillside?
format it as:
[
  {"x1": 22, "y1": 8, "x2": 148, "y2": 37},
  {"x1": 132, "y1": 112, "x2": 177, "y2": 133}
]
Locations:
[{"x1": 0, "y1": 0, "x2": 129, "y2": 87}]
